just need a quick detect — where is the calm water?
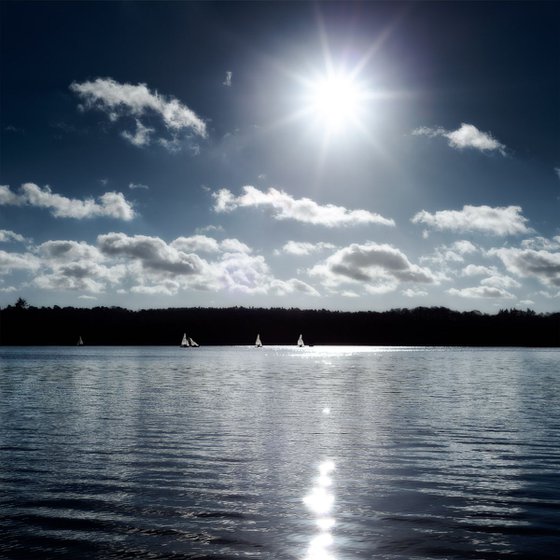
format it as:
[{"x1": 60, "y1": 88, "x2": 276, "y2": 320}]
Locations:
[{"x1": 1, "y1": 346, "x2": 559, "y2": 560}]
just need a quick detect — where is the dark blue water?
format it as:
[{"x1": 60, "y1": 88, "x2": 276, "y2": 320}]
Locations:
[{"x1": 1, "y1": 346, "x2": 559, "y2": 559}]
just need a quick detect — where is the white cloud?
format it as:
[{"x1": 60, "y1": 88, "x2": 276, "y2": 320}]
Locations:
[
  {"x1": 413, "y1": 123, "x2": 506, "y2": 155},
  {"x1": 520, "y1": 236, "x2": 560, "y2": 251},
  {"x1": 70, "y1": 77, "x2": 206, "y2": 151},
  {"x1": 555, "y1": 167, "x2": 560, "y2": 180},
  {"x1": 0, "y1": 229, "x2": 26, "y2": 243},
  {"x1": 462, "y1": 264, "x2": 497, "y2": 277},
  {"x1": 223, "y1": 71, "x2": 232, "y2": 87},
  {"x1": 402, "y1": 288, "x2": 428, "y2": 298},
  {"x1": 480, "y1": 274, "x2": 521, "y2": 290},
  {"x1": 452, "y1": 240, "x2": 478, "y2": 255},
  {"x1": 309, "y1": 242, "x2": 437, "y2": 294},
  {"x1": 33, "y1": 261, "x2": 123, "y2": 293},
  {"x1": 489, "y1": 246, "x2": 560, "y2": 288},
  {"x1": 281, "y1": 241, "x2": 337, "y2": 256},
  {"x1": 213, "y1": 186, "x2": 395, "y2": 227},
  {"x1": 171, "y1": 235, "x2": 221, "y2": 254},
  {"x1": 448, "y1": 286, "x2": 515, "y2": 299},
  {"x1": 412, "y1": 205, "x2": 531, "y2": 236},
  {"x1": 0, "y1": 250, "x2": 40, "y2": 274},
  {"x1": 269, "y1": 278, "x2": 320, "y2": 296},
  {"x1": 220, "y1": 238, "x2": 252, "y2": 253},
  {"x1": 98, "y1": 233, "x2": 206, "y2": 276},
  {"x1": 121, "y1": 120, "x2": 154, "y2": 147},
  {"x1": 0, "y1": 183, "x2": 135, "y2": 220},
  {"x1": 38, "y1": 240, "x2": 104, "y2": 263}
]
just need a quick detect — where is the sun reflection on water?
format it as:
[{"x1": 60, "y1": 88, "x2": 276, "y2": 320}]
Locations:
[{"x1": 303, "y1": 459, "x2": 336, "y2": 560}]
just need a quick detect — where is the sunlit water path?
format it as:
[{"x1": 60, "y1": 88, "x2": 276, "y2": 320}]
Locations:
[{"x1": 1, "y1": 346, "x2": 559, "y2": 559}]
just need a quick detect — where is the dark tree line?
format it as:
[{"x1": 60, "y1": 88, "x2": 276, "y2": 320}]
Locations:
[{"x1": 1, "y1": 304, "x2": 558, "y2": 346}]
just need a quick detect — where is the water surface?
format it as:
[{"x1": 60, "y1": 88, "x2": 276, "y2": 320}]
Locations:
[{"x1": 1, "y1": 346, "x2": 559, "y2": 559}]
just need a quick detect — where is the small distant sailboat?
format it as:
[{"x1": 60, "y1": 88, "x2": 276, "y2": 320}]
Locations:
[
  {"x1": 255, "y1": 334, "x2": 262, "y2": 348},
  {"x1": 77, "y1": 336, "x2": 83, "y2": 346},
  {"x1": 297, "y1": 334, "x2": 304, "y2": 347},
  {"x1": 180, "y1": 333, "x2": 189, "y2": 348},
  {"x1": 188, "y1": 337, "x2": 199, "y2": 348}
]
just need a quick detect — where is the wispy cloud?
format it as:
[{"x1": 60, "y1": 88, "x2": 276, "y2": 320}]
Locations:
[
  {"x1": 213, "y1": 186, "x2": 395, "y2": 227},
  {"x1": 223, "y1": 71, "x2": 232, "y2": 87},
  {"x1": 309, "y1": 242, "x2": 437, "y2": 294},
  {"x1": 121, "y1": 120, "x2": 154, "y2": 147},
  {"x1": 412, "y1": 123, "x2": 506, "y2": 155},
  {"x1": 70, "y1": 77, "x2": 207, "y2": 151},
  {"x1": 0, "y1": 183, "x2": 135, "y2": 220},
  {"x1": 128, "y1": 182, "x2": 150, "y2": 190},
  {"x1": 412, "y1": 205, "x2": 531, "y2": 236},
  {"x1": 0, "y1": 229, "x2": 27, "y2": 243}
]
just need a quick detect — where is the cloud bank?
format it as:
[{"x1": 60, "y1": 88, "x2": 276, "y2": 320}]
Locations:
[{"x1": 214, "y1": 186, "x2": 395, "y2": 227}]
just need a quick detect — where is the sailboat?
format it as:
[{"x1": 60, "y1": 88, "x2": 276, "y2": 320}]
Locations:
[
  {"x1": 77, "y1": 336, "x2": 83, "y2": 346},
  {"x1": 188, "y1": 337, "x2": 199, "y2": 347},
  {"x1": 297, "y1": 334, "x2": 304, "y2": 347},
  {"x1": 180, "y1": 333, "x2": 189, "y2": 348},
  {"x1": 255, "y1": 334, "x2": 262, "y2": 348}
]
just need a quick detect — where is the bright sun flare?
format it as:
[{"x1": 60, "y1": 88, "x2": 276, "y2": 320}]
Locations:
[{"x1": 307, "y1": 71, "x2": 366, "y2": 132}]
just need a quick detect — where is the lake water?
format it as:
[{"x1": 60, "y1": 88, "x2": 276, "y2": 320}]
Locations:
[{"x1": 1, "y1": 346, "x2": 559, "y2": 560}]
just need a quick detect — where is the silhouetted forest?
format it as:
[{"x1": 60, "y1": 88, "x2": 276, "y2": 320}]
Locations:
[{"x1": 1, "y1": 300, "x2": 559, "y2": 346}]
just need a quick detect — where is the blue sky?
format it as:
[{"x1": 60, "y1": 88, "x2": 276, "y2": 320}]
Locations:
[{"x1": 1, "y1": 1, "x2": 559, "y2": 312}]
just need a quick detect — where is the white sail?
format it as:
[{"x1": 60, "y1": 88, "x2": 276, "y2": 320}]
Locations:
[
  {"x1": 77, "y1": 336, "x2": 83, "y2": 346},
  {"x1": 180, "y1": 333, "x2": 189, "y2": 347},
  {"x1": 297, "y1": 334, "x2": 304, "y2": 347},
  {"x1": 188, "y1": 337, "x2": 199, "y2": 347},
  {"x1": 255, "y1": 334, "x2": 262, "y2": 347}
]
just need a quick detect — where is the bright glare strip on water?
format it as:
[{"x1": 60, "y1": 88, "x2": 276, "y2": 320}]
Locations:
[{"x1": 303, "y1": 459, "x2": 336, "y2": 560}]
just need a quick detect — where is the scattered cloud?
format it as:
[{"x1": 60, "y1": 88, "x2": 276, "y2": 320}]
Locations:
[
  {"x1": 309, "y1": 242, "x2": 437, "y2": 294},
  {"x1": 402, "y1": 288, "x2": 428, "y2": 298},
  {"x1": 98, "y1": 233, "x2": 205, "y2": 276},
  {"x1": 422, "y1": 240, "x2": 479, "y2": 265},
  {"x1": 520, "y1": 236, "x2": 560, "y2": 251},
  {"x1": 223, "y1": 71, "x2": 232, "y2": 87},
  {"x1": 489, "y1": 246, "x2": 560, "y2": 288},
  {"x1": 412, "y1": 123, "x2": 506, "y2": 155},
  {"x1": 448, "y1": 286, "x2": 515, "y2": 299},
  {"x1": 0, "y1": 250, "x2": 40, "y2": 274},
  {"x1": 0, "y1": 183, "x2": 135, "y2": 220},
  {"x1": 412, "y1": 205, "x2": 531, "y2": 236},
  {"x1": 280, "y1": 241, "x2": 337, "y2": 256},
  {"x1": 462, "y1": 264, "x2": 498, "y2": 277},
  {"x1": 70, "y1": 77, "x2": 206, "y2": 151},
  {"x1": 0, "y1": 229, "x2": 27, "y2": 243},
  {"x1": 555, "y1": 167, "x2": 560, "y2": 180},
  {"x1": 269, "y1": 278, "x2": 320, "y2": 297},
  {"x1": 480, "y1": 274, "x2": 521, "y2": 290},
  {"x1": 214, "y1": 186, "x2": 395, "y2": 227}
]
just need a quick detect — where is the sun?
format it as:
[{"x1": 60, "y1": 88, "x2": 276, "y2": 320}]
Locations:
[{"x1": 305, "y1": 70, "x2": 368, "y2": 133}]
